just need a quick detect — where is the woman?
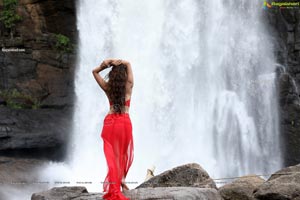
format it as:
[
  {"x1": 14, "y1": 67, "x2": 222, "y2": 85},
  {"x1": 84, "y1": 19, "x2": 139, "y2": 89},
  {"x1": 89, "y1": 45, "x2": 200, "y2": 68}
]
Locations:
[{"x1": 92, "y1": 58, "x2": 134, "y2": 200}]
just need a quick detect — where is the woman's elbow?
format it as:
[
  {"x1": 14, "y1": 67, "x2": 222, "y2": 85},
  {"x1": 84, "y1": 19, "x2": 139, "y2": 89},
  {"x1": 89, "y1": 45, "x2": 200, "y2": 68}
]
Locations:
[
  {"x1": 92, "y1": 69, "x2": 97, "y2": 74},
  {"x1": 122, "y1": 60, "x2": 130, "y2": 66}
]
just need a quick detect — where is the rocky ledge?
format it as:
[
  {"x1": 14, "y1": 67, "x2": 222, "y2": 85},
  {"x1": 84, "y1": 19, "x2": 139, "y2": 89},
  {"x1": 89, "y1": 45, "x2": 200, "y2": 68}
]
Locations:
[{"x1": 31, "y1": 162, "x2": 300, "y2": 200}]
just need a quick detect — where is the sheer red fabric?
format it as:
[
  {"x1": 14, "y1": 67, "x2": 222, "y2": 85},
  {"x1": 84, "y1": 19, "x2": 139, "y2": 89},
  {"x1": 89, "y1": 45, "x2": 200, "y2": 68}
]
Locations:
[{"x1": 101, "y1": 113, "x2": 134, "y2": 200}]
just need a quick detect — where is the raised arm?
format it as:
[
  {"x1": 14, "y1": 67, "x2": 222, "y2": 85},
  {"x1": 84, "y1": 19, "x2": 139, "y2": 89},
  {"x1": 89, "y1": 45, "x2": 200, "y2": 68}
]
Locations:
[
  {"x1": 122, "y1": 60, "x2": 134, "y2": 88},
  {"x1": 92, "y1": 60, "x2": 111, "y2": 91}
]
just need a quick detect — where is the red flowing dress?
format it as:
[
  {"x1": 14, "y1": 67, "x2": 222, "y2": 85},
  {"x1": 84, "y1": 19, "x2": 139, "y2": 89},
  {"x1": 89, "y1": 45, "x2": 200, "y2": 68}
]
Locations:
[{"x1": 101, "y1": 99, "x2": 134, "y2": 200}]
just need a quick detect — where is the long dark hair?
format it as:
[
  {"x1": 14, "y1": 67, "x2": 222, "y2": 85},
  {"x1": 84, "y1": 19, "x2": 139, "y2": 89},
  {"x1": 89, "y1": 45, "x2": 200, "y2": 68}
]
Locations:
[{"x1": 106, "y1": 64, "x2": 127, "y2": 113}]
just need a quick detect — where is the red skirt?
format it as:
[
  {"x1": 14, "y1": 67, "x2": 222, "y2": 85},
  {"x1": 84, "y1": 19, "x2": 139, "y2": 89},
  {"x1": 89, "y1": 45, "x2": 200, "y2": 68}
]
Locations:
[{"x1": 101, "y1": 113, "x2": 134, "y2": 200}]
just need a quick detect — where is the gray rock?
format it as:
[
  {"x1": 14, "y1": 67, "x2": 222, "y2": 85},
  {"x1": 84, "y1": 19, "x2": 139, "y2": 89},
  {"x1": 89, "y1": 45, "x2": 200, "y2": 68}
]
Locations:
[
  {"x1": 219, "y1": 175, "x2": 264, "y2": 200},
  {"x1": 31, "y1": 186, "x2": 222, "y2": 200},
  {"x1": 254, "y1": 164, "x2": 300, "y2": 200},
  {"x1": 124, "y1": 187, "x2": 222, "y2": 200},
  {"x1": 0, "y1": 106, "x2": 73, "y2": 161},
  {"x1": 136, "y1": 163, "x2": 217, "y2": 189},
  {"x1": 5, "y1": 56, "x2": 37, "y2": 79},
  {"x1": 31, "y1": 186, "x2": 88, "y2": 200},
  {"x1": 268, "y1": 163, "x2": 300, "y2": 181}
]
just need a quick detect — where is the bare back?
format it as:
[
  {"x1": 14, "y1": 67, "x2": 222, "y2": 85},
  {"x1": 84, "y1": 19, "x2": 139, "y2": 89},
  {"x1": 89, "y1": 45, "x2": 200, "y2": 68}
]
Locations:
[{"x1": 107, "y1": 82, "x2": 132, "y2": 114}]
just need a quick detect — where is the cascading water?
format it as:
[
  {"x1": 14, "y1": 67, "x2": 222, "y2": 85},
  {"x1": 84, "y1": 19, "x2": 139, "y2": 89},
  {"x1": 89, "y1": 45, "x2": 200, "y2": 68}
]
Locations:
[{"x1": 37, "y1": 0, "x2": 282, "y2": 194}]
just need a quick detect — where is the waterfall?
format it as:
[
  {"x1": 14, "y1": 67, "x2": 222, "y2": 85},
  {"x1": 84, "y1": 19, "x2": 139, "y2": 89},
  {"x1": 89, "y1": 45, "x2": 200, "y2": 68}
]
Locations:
[{"x1": 37, "y1": 0, "x2": 282, "y2": 193}]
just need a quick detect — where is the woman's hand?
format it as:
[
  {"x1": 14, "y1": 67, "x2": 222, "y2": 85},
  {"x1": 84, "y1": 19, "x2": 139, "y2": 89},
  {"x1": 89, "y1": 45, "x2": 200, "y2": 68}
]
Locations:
[
  {"x1": 92, "y1": 60, "x2": 110, "y2": 74},
  {"x1": 100, "y1": 60, "x2": 110, "y2": 69},
  {"x1": 96, "y1": 58, "x2": 124, "y2": 72}
]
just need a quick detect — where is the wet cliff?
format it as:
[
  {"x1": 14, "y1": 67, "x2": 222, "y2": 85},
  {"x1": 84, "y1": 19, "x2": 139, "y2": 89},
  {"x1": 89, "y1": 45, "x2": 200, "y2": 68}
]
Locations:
[
  {"x1": 0, "y1": 0, "x2": 77, "y2": 160},
  {"x1": 266, "y1": 8, "x2": 300, "y2": 166}
]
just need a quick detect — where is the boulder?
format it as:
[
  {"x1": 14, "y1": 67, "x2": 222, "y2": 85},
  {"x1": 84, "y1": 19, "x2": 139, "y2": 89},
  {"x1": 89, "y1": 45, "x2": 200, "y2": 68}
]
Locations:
[
  {"x1": 254, "y1": 164, "x2": 300, "y2": 200},
  {"x1": 124, "y1": 187, "x2": 222, "y2": 200},
  {"x1": 30, "y1": 163, "x2": 221, "y2": 200},
  {"x1": 268, "y1": 163, "x2": 300, "y2": 181},
  {"x1": 219, "y1": 174, "x2": 264, "y2": 200},
  {"x1": 31, "y1": 186, "x2": 88, "y2": 200},
  {"x1": 136, "y1": 163, "x2": 217, "y2": 189},
  {"x1": 31, "y1": 186, "x2": 222, "y2": 200}
]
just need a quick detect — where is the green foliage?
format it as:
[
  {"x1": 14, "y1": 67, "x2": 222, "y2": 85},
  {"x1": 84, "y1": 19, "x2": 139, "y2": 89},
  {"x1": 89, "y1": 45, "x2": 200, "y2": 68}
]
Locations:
[
  {"x1": 0, "y1": 89, "x2": 41, "y2": 109},
  {"x1": 54, "y1": 33, "x2": 73, "y2": 53},
  {"x1": 0, "y1": 0, "x2": 22, "y2": 29}
]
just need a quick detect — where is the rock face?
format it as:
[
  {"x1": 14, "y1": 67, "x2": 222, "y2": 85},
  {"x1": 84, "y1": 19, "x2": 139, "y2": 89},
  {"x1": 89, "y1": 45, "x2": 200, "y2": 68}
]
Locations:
[
  {"x1": 219, "y1": 175, "x2": 265, "y2": 200},
  {"x1": 0, "y1": 0, "x2": 77, "y2": 107},
  {"x1": 0, "y1": 106, "x2": 72, "y2": 160},
  {"x1": 0, "y1": 0, "x2": 77, "y2": 108},
  {"x1": 0, "y1": 0, "x2": 77, "y2": 159},
  {"x1": 136, "y1": 163, "x2": 217, "y2": 189},
  {"x1": 254, "y1": 164, "x2": 300, "y2": 200},
  {"x1": 265, "y1": 7, "x2": 300, "y2": 165}
]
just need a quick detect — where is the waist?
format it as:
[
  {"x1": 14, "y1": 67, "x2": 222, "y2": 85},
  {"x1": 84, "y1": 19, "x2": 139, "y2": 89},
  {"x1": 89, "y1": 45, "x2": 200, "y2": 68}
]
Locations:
[
  {"x1": 105, "y1": 112, "x2": 130, "y2": 118},
  {"x1": 104, "y1": 112, "x2": 131, "y2": 124}
]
